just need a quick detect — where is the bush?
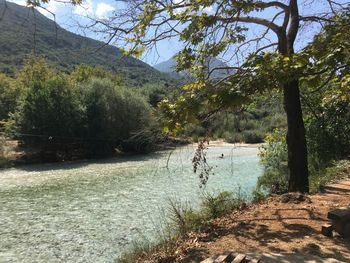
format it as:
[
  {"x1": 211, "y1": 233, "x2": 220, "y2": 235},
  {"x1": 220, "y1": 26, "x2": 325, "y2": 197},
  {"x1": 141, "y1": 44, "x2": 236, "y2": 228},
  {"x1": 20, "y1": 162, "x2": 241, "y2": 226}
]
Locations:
[
  {"x1": 8, "y1": 72, "x2": 157, "y2": 157},
  {"x1": 168, "y1": 191, "x2": 245, "y2": 235},
  {"x1": 0, "y1": 74, "x2": 23, "y2": 121},
  {"x1": 242, "y1": 130, "x2": 264, "y2": 143},
  {"x1": 222, "y1": 131, "x2": 243, "y2": 143},
  {"x1": 202, "y1": 191, "x2": 243, "y2": 218},
  {"x1": 309, "y1": 160, "x2": 350, "y2": 193},
  {"x1": 13, "y1": 76, "x2": 83, "y2": 146},
  {"x1": 257, "y1": 129, "x2": 288, "y2": 194},
  {"x1": 80, "y1": 78, "x2": 154, "y2": 156},
  {"x1": 0, "y1": 136, "x2": 7, "y2": 167}
]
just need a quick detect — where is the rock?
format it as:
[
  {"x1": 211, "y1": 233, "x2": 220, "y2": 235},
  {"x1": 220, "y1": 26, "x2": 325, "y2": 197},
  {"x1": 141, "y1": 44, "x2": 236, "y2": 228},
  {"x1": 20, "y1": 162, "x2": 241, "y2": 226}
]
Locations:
[
  {"x1": 328, "y1": 207, "x2": 350, "y2": 238},
  {"x1": 280, "y1": 192, "x2": 311, "y2": 204},
  {"x1": 321, "y1": 224, "x2": 333, "y2": 237}
]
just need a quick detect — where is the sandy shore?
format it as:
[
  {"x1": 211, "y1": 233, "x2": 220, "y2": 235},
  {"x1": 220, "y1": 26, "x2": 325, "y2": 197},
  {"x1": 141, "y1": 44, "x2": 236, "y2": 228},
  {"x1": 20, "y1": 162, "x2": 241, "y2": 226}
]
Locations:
[{"x1": 192, "y1": 140, "x2": 264, "y2": 148}]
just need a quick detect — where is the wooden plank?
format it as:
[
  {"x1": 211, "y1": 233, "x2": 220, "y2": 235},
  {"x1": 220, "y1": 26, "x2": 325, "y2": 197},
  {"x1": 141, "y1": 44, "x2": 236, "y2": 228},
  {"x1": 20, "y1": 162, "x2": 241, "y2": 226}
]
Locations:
[
  {"x1": 250, "y1": 258, "x2": 261, "y2": 263},
  {"x1": 327, "y1": 207, "x2": 350, "y2": 221},
  {"x1": 231, "y1": 254, "x2": 246, "y2": 263},
  {"x1": 200, "y1": 256, "x2": 216, "y2": 263},
  {"x1": 214, "y1": 252, "x2": 234, "y2": 263}
]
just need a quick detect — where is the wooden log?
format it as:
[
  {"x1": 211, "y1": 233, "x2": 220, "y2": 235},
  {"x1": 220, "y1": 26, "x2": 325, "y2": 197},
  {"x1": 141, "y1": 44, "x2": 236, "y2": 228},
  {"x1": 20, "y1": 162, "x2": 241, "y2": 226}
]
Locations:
[{"x1": 231, "y1": 254, "x2": 246, "y2": 263}]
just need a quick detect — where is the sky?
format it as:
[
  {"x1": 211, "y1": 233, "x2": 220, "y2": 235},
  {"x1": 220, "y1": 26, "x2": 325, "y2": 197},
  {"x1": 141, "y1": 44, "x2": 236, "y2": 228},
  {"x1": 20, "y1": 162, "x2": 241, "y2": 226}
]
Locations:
[{"x1": 6, "y1": 0, "x2": 348, "y2": 66}]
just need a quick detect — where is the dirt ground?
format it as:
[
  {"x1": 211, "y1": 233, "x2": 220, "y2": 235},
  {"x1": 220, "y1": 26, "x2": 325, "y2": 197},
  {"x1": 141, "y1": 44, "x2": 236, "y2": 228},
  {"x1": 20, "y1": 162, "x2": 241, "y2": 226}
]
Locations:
[{"x1": 147, "y1": 172, "x2": 350, "y2": 263}]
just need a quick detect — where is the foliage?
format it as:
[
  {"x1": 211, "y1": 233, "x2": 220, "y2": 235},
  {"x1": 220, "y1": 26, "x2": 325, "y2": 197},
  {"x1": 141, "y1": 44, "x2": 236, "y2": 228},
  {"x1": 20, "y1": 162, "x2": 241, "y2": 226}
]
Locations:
[
  {"x1": 0, "y1": 136, "x2": 7, "y2": 167},
  {"x1": 182, "y1": 93, "x2": 286, "y2": 144},
  {"x1": 0, "y1": 73, "x2": 22, "y2": 121},
  {"x1": 257, "y1": 129, "x2": 288, "y2": 194},
  {"x1": 69, "y1": 64, "x2": 123, "y2": 85},
  {"x1": 4, "y1": 58, "x2": 158, "y2": 158},
  {"x1": 255, "y1": 11, "x2": 350, "y2": 194},
  {"x1": 80, "y1": 78, "x2": 153, "y2": 156},
  {"x1": 168, "y1": 191, "x2": 245, "y2": 234},
  {"x1": 301, "y1": 12, "x2": 350, "y2": 167},
  {"x1": 13, "y1": 75, "x2": 83, "y2": 145},
  {"x1": 202, "y1": 191, "x2": 245, "y2": 218},
  {"x1": 309, "y1": 160, "x2": 350, "y2": 194},
  {"x1": 16, "y1": 56, "x2": 54, "y2": 86}
]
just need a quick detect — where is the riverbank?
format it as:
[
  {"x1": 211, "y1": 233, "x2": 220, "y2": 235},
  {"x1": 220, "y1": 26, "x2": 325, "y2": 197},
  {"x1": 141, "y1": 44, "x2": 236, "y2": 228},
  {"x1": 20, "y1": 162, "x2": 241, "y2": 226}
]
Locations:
[
  {"x1": 0, "y1": 136, "x2": 192, "y2": 169},
  {"x1": 123, "y1": 161, "x2": 350, "y2": 262},
  {"x1": 0, "y1": 138, "x2": 262, "y2": 169}
]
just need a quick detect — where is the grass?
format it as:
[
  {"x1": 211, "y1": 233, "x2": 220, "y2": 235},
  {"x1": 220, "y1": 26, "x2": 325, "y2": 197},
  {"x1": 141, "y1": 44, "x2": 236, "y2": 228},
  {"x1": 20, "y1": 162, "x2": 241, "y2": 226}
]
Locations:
[
  {"x1": 0, "y1": 136, "x2": 10, "y2": 168},
  {"x1": 118, "y1": 191, "x2": 247, "y2": 263},
  {"x1": 309, "y1": 160, "x2": 350, "y2": 194}
]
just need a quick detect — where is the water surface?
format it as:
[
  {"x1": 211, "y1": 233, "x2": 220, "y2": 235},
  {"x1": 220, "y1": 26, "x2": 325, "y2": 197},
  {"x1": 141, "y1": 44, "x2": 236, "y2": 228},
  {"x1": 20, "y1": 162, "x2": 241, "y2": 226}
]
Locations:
[{"x1": 0, "y1": 144, "x2": 262, "y2": 262}]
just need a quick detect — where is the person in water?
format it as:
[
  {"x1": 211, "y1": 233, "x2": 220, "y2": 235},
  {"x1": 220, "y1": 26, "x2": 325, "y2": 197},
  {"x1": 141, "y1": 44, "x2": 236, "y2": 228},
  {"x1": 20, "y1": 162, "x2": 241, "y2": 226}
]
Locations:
[{"x1": 219, "y1": 153, "x2": 224, "y2": 159}]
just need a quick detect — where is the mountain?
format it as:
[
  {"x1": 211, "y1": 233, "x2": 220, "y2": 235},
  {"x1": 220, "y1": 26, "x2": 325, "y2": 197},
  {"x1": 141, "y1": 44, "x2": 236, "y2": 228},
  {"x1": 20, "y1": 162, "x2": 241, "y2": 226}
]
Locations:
[
  {"x1": 154, "y1": 56, "x2": 234, "y2": 80},
  {"x1": 0, "y1": 0, "x2": 175, "y2": 86}
]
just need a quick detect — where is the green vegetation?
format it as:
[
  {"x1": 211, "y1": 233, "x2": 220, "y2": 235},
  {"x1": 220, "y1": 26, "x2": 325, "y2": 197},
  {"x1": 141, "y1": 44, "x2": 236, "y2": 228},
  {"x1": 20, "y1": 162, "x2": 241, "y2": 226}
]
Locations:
[
  {"x1": 1, "y1": 58, "x2": 161, "y2": 161},
  {"x1": 255, "y1": 12, "x2": 350, "y2": 195},
  {"x1": 257, "y1": 129, "x2": 289, "y2": 194},
  {"x1": 257, "y1": 129, "x2": 350, "y2": 194},
  {"x1": 209, "y1": 95, "x2": 285, "y2": 143},
  {"x1": 0, "y1": 136, "x2": 8, "y2": 167},
  {"x1": 168, "y1": 191, "x2": 245, "y2": 234}
]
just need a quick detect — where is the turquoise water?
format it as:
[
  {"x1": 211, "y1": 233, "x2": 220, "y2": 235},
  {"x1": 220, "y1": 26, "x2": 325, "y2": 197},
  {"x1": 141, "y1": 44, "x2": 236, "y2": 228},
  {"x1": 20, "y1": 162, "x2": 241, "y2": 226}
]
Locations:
[{"x1": 0, "y1": 144, "x2": 262, "y2": 262}]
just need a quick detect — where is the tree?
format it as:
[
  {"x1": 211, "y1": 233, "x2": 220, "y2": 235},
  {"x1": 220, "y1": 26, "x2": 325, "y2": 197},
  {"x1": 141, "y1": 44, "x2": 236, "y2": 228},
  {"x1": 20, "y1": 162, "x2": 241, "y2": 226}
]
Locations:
[
  {"x1": 80, "y1": 78, "x2": 154, "y2": 155},
  {"x1": 0, "y1": 73, "x2": 22, "y2": 121},
  {"x1": 14, "y1": 75, "x2": 83, "y2": 145},
  {"x1": 29, "y1": 0, "x2": 346, "y2": 192},
  {"x1": 301, "y1": 11, "x2": 350, "y2": 164}
]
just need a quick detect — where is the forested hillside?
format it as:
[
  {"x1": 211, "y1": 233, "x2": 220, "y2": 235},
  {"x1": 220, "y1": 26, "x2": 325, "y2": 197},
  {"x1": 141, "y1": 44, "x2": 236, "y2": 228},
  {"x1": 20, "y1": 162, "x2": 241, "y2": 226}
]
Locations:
[{"x1": 0, "y1": 0, "x2": 175, "y2": 87}]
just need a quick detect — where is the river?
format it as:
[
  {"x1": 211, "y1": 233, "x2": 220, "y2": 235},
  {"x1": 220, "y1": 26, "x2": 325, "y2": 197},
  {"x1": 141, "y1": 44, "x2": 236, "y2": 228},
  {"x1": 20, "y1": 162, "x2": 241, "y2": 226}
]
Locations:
[{"x1": 0, "y1": 144, "x2": 262, "y2": 262}]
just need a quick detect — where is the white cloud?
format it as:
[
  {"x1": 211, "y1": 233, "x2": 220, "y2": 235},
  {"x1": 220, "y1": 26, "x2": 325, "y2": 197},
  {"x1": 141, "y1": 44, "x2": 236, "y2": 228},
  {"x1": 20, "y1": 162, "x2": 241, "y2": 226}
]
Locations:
[
  {"x1": 95, "y1": 2, "x2": 115, "y2": 19},
  {"x1": 73, "y1": 0, "x2": 94, "y2": 16},
  {"x1": 38, "y1": 1, "x2": 65, "y2": 18}
]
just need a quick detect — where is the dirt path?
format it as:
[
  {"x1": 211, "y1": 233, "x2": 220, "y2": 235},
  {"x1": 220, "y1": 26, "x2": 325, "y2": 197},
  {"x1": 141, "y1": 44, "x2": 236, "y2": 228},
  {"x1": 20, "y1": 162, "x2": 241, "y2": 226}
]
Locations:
[{"x1": 172, "y1": 178, "x2": 350, "y2": 262}]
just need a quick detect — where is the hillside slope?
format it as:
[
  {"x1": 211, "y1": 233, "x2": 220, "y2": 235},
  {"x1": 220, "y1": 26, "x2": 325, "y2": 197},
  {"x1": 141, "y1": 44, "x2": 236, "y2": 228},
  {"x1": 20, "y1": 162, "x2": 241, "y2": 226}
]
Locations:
[
  {"x1": 154, "y1": 56, "x2": 234, "y2": 80},
  {"x1": 0, "y1": 0, "x2": 174, "y2": 86}
]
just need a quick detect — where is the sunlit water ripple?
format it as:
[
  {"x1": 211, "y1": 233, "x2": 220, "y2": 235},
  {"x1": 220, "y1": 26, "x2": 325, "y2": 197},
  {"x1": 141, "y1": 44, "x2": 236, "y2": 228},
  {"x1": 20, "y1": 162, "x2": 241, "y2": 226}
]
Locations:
[{"x1": 0, "y1": 144, "x2": 262, "y2": 262}]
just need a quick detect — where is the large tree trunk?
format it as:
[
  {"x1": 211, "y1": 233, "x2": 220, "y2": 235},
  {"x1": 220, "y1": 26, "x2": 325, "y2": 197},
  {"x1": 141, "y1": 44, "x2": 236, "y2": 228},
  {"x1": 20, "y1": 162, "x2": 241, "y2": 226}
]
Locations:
[{"x1": 283, "y1": 79, "x2": 309, "y2": 193}]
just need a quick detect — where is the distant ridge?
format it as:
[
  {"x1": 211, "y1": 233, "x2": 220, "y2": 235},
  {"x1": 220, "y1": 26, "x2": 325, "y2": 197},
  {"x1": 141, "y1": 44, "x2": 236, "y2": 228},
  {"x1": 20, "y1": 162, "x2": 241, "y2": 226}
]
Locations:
[
  {"x1": 154, "y1": 56, "x2": 234, "y2": 80},
  {"x1": 0, "y1": 0, "x2": 175, "y2": 86}
]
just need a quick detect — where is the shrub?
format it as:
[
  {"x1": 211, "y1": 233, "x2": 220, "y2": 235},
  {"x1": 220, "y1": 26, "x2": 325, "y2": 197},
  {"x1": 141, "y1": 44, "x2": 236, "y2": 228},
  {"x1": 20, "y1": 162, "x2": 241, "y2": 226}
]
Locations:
[
  {"x1": 202, "y1": 191, "x2": 243, "y2": 218},
  {"x1": 0, "y1": 74, "x2": 23, "y2": 121},
  {"x1": 81, "y1": 78, "x2": 154, "y2": 156},
  {"x1": 0, "y1": 136, "x2": 7, "y2": 167},
  {"x1": 251, "y1": 188, "x2": 266, "y2": 203},
  {"x1": 222, "y1": 131, "x2": 243, "y2": 143},
  {"x1": 167, "y1": 200, "x2": 209, "y2": 234},
  {"x1": 257, "y1": 129, "x2": 288, "y2": 194},
  {"x1": 12, "y1": 76, "x2": 83, "y2": 146},
  {"x1": 242, "y1": 129, "x2": 264, "y2": 143},
  {"x1": 309, "y1": 160, "x2": 350, "y2": 193},
  {"x1": 168, "y1": 191, "x2": 245, "y2": 235}
]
